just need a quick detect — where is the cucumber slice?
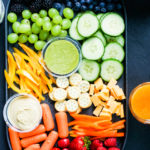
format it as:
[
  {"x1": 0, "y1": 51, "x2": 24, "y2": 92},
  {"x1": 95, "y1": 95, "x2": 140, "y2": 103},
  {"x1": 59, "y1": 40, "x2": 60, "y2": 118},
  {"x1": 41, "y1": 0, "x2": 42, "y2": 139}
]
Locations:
[
  {"x1": 105, "y1": 34, "x2": 125, "y2": 47},
  {"x1": 69, "y1": 17, "x2": 84, "y2": 41},
  {"x1": 77, "y1": 12, "x2": 99, "y2": 37},
  {"x1": 101, "y1": 13, "x2": 125, "y2": 36},
  {"x1": 79, "y1": 59, "x2": 100, "y2": 82},
  {"x1": 94, "y1": 31, "x2": 106, "y2": 46},
  {"x1": 97, "y1": 13, "x2": 104, "y2": 20},
  {"x1": 102, "y1": 42, "x2": 125, "y2": 62},
  {"x1": 82, "y1": 37, "x2": 104, "y2": 60},
  {"x1": 100, "y1": 59, "x2": 123, "y2": 82}
]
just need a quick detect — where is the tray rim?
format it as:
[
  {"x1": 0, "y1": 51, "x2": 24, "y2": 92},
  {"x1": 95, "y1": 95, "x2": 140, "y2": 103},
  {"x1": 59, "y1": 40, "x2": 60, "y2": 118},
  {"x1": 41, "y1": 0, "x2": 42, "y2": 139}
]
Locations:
[{"x1": 4, "y1": 0, "x2": 128, "y2": 149}]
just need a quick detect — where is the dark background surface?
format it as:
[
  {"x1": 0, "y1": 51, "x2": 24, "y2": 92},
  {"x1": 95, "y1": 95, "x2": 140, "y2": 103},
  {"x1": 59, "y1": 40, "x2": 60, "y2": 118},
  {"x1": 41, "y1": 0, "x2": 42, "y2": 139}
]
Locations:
[{"x1": 1, "y1": 0, "x2": 150, "y2": 149}]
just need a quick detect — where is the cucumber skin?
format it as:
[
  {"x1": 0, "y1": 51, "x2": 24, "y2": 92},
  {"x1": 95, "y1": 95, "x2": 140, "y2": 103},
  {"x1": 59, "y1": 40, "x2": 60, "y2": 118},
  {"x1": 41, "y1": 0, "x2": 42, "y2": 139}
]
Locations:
[
  {"x1": 100, "y1": 12, "x2": 125, "y2": 36},
  {"x1": 102, "y1": 42, "x2": 125, "y2": 62},
  {"x1": 81, "y1": 37, "x2": 105, "y2": 60},
  {"x1": 100, "y1": 58, "x2": 124, "y2": 82},
  {"x1": 77, "y1": 12, "x2": 100, "y2": 38},
  {"x1": 79, "y1": 59, "x2": 101, "y2": 82}
]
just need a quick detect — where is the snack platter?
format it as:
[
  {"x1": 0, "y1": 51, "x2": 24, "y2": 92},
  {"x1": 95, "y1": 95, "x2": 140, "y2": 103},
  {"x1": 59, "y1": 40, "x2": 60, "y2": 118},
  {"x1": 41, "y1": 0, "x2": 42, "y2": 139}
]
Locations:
[{"x1": 5, "y1": 0, "x2": 128, "y2": 149}]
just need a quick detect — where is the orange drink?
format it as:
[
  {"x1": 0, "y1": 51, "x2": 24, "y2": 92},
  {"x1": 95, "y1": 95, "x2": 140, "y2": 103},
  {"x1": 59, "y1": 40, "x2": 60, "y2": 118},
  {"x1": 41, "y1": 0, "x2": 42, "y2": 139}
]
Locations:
[{"x1": 129, "y1": 82, "x2": 150, "y2": 124}]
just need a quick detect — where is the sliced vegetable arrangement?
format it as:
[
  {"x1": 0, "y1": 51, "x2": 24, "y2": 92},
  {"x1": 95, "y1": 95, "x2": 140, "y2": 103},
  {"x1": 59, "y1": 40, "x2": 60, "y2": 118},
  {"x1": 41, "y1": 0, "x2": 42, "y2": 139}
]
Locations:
[{"x1": 5, "y1": 0, "x2": 126, "y2": 150}]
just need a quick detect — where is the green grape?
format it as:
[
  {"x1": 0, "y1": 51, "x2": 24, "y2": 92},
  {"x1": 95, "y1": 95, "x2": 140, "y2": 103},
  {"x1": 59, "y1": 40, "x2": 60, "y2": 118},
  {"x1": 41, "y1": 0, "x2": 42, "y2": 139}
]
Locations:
[
  {"x1": 47, "y1": 34, "x2": 54, "y2": 41},
  {"x1": 7, "y1": 12, "x2": 17, "y2": 23},
  {"x1": 34, "y1": 41, "x2": 46, "y2": 51},
  {"x1": 32, "y1": 23, "x2": 41, "y2": 34},
  {"x1": 7, "y1": 33, "x2": 18, "y2": 44},
  {"x1": 59, "y1": 29, "x2": 67, "y2": 37},
  {"x1": 39, "y1": 30, "x2": 49, "y2": 41},
  {"x1": 21, "y1": 19, "x2": 30, "y2": 25},
  {"x1": 48, "y1": 8, "x2": 59, "y2": 18},
  {"x1": 18, "y1": 34, "x2": 28, "y2": 43},
  {"x1": 51, "y1": 25, "x2": 61, "y2": 36},
  {"x1": 39, "y1": 10, "x2": 47, "y2": 18},
  {"x1": 43, "y1": 21, "x2": 52, "y2": 31},
  {"x1": 25, "y1": 29, "x2": 32, "y2": 36},
  {"x1": 61, "y1": 19, "x2": 71, "y2": 29},
  {"x1": 19, "y1": 24, "x2": 31, "y2": 33},
  {"x1": 28, "y1": 34, "x2": 38, "y2": 44},
  {"x1": 22, "y1": 10, "x2": 32, "y2": 19},
  {"x1": 52, "y1": 15, "x2": 62, "y2": 24},
  {"x1": 31, "y1": 13, "x2": 40, "y2": 22},
  {"x1": 63, "y1": 8, "x2": 74, "y2": 19},
  {"x1": 12, "y1": 22, "x2": 20, "y2": 33},
  {"x1": 36, "y1": 18, "x2": 43, "y2": 26},
  {"x1": 43, "y1": 16, "x2": 51, "y2": 22}
]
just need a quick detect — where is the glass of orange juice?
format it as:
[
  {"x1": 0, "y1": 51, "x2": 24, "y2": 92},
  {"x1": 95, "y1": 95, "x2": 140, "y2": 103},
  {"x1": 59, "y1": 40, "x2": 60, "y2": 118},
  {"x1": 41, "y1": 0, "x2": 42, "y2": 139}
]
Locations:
[{"x1": 129, "y1": 82, "x2": 150, "y2": 124}]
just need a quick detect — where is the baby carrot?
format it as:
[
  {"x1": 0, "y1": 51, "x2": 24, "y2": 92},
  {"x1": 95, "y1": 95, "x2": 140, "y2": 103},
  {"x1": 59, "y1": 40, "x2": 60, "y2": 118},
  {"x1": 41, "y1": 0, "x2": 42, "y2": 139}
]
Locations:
[
  {"x1": 41, "y1": 103, "x2": 55, "y2": 131},
  {"x1": 24, "y1": 144, "x2": 40, "y2": 150},
  {"x1": 21, "y1": 133, "x2": 47, "y2": 148},
  {"x1": 19, "y1": 124, "x2": 46, "y2": 138},
  {"x1": 40, "y1": 131, "x2": 58, "y2": 150},
  {"x1": 55, "y1": 112, "x2": 69, "y2": 138},
  {"x1": 8, "y1": 128, "x2": 22, "y2": 150}
]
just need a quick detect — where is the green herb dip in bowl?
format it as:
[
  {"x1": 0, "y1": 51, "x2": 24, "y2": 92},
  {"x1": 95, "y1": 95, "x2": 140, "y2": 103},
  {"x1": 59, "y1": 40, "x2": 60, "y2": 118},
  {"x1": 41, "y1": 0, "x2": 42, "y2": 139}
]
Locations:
[{"x1": 41, "y1": 37, "x2": 82, "y2": 77}]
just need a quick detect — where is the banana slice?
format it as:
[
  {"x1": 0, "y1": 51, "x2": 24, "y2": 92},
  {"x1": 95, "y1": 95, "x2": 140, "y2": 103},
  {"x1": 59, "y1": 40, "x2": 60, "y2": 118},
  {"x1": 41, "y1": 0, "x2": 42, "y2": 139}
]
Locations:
[
  {"x1": 76, "y1": 106, "x2": 82, "y2": 114},
  {"x1": 66, "y1": 99, "x2": 79, "y2": 112},
  {"x1": 69, "y1": 73, "x2": 82, "y2": 86},
  {"x1": 67, "y1": 86, "x2": 81, "y2": 99},
  {"x1": 53, "y1": 88, "x2": 67, "y2": 101},
  {"x1": 78, "y1": 93, "x2": 92, "y2": 109},
  {"x1": 56, "y1": 77, "x2": 69, "y2": 89},
  {"x1": 48, "y1": 88, "x2": 56, "y2": 101},
  {"x1": 55, "y1": 101, "x2": 66, "y2": 112},
  {"x1": 79, "y1": 80, "x2": 90, "y2": 93}
]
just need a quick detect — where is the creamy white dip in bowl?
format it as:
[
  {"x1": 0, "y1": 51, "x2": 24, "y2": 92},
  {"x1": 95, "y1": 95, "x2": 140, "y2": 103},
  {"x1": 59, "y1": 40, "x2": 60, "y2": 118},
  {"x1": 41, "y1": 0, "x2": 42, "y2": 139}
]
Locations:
[{"x1": 3, "y1": 93, "x2": 42, "y2": 133}]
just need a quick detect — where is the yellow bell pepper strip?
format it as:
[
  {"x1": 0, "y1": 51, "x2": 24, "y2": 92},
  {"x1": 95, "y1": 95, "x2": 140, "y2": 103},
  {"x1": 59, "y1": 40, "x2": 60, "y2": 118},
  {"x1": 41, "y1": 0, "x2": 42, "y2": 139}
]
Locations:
[
  {"x1": 25, "y1": 79, "x2": 45, "y2": 101},
  {"x1": 16, "y1": 69, "x2": 39, "y2": 86},
  {"x1": 7, "y1": 51, "x2": 16, "y2": 82},
  {"x1": 14, "y1": 75, "x2": 20, "y2": 85},
  {"x1": 13, "y1": 47, "x2": 30, "y2": 61},
  {"x1": 40, "y1": 81, "x2": 49, "y2": 94},
  {"x1": 13, "y1": 53, "x2": 24, "y2": 69},
  {"x1": 4, "y1": 70, "x2": 23, "y2": 93}
]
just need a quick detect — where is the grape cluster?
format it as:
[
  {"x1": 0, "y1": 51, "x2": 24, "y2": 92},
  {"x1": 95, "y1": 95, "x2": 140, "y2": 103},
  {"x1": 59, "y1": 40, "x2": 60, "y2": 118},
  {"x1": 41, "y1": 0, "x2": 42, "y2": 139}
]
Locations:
[
  {"x1": 52, "y1": 0, "x2": 123, "y2": 13},
  {"x1": 7, "y1": 8, "x2": 74, "y2": 51}
]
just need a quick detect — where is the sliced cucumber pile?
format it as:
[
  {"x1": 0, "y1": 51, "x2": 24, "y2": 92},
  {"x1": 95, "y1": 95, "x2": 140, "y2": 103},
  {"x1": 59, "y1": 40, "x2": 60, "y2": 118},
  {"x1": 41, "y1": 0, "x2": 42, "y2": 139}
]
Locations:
[
  {"x1": 101, "y1": 13, "x2": 125, "y2": 36},
  {"x1": 68, "y1": 11, "x2": 125, "y2": 82},
  {"x1": 101, "y1": 59, "x2": 124, "y2": 82},
  {"x1": 77, "y1": 12, "x2": 99, "y2": 37},
  {"x1": 69, "y1": 16, "x2": 84, "y2": 41},
  {"x1": 102, "y1": 42, "x2": 125, "y2": 62},
  {"x1": 82, "y1": 37, "x2": 104, "y2": 60},
  {"x1": 79, "y1": 59, "x2": 100, "y2": 82}
]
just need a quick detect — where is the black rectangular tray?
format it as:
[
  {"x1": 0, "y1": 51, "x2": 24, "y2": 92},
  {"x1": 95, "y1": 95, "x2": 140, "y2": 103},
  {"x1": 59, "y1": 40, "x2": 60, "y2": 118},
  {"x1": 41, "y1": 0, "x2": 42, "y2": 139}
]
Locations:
[{"x1": 5, "y1": 0, "x2": 128, "y2": 149}]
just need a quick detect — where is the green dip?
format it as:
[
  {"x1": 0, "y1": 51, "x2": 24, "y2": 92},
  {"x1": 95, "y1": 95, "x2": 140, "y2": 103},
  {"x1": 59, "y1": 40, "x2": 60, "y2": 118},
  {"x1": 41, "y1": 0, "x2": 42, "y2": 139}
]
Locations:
[{"x1": 44, "y1": 40, "x2": 79, "y2": 75}]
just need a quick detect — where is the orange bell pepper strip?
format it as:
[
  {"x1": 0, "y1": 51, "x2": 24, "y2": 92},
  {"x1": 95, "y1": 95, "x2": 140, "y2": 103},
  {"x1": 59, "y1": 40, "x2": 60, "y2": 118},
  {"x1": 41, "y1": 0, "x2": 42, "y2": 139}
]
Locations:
[{"x1": 4, "y1": 70, "x2": 23, "y2": 93}]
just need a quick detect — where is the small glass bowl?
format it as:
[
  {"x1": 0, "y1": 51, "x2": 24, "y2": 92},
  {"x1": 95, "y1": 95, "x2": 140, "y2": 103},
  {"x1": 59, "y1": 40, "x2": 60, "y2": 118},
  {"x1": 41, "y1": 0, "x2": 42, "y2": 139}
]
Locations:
[
  {"x1": 3, "y1": 93, "x2": 42, "y2": 133},
  {"x1": 41, "y1": 36, "x2": 82, "y2": 78},
  {"x1": 129, "y1": 82, "x2": 150, "y2": 124}
]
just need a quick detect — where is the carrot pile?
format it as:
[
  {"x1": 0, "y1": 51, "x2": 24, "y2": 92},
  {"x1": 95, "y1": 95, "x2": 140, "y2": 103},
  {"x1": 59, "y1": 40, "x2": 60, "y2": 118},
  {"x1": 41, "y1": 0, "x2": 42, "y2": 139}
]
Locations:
[
  {"x1": 69, "y1": 113, "x2": 125, "y2": 139},
  {"x1": 8, "y1": 104, "x2": 69, "y2": 150},
  {"x1": 4, "y1": 43, "x2": 55, "y2": 101}
]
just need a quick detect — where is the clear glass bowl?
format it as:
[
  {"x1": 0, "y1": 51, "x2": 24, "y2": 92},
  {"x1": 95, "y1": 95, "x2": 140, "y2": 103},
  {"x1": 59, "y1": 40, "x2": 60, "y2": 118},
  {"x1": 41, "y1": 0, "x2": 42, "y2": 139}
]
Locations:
[
  {"x1": 41, "y1": 36, "x2": 82, "y2": 78},
  {"x1": 3, "y1": 93, "x2": 42, "y2": 133},
  {"x1": 129, "y1": 82, "x2": 150, "y2": 124},
  {"x1": 0, "y1": 0, "x2": 5, "y2": 23}
]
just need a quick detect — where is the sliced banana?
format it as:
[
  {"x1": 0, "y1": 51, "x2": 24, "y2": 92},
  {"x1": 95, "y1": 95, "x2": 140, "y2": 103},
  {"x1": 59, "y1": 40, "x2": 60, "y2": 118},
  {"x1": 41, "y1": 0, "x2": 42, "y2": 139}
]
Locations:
[
  {"x1": 66, "y1": 99, "x2": 79, "y2": 113},
  {"x1": 78, "y1": 93, "x2": 92, "y2": 109},
  {"x1": 79, "y1": 80, "x2": 90, "y2": 93},
  {"x1": 48, "y1": 88, "x2": 56, "y2": 101},
  {"x1": 56, "y1": 77, "x2": 69, "y2": 89},
  {"x1": 53, "y1": 88, "x2": 67, "y2": 101},
  {"x1": 76, "y1": 106, "x2": 82, "y2": 114},
  {"x1": 55, "y1": 101, "x2": 66, "y2": 112},
  {"x1": 67, "y1": 86, "x2": 81, "y2": 99},
  {"x1": 69, "y1": 73, "x2": 82, "y2": 86}
]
